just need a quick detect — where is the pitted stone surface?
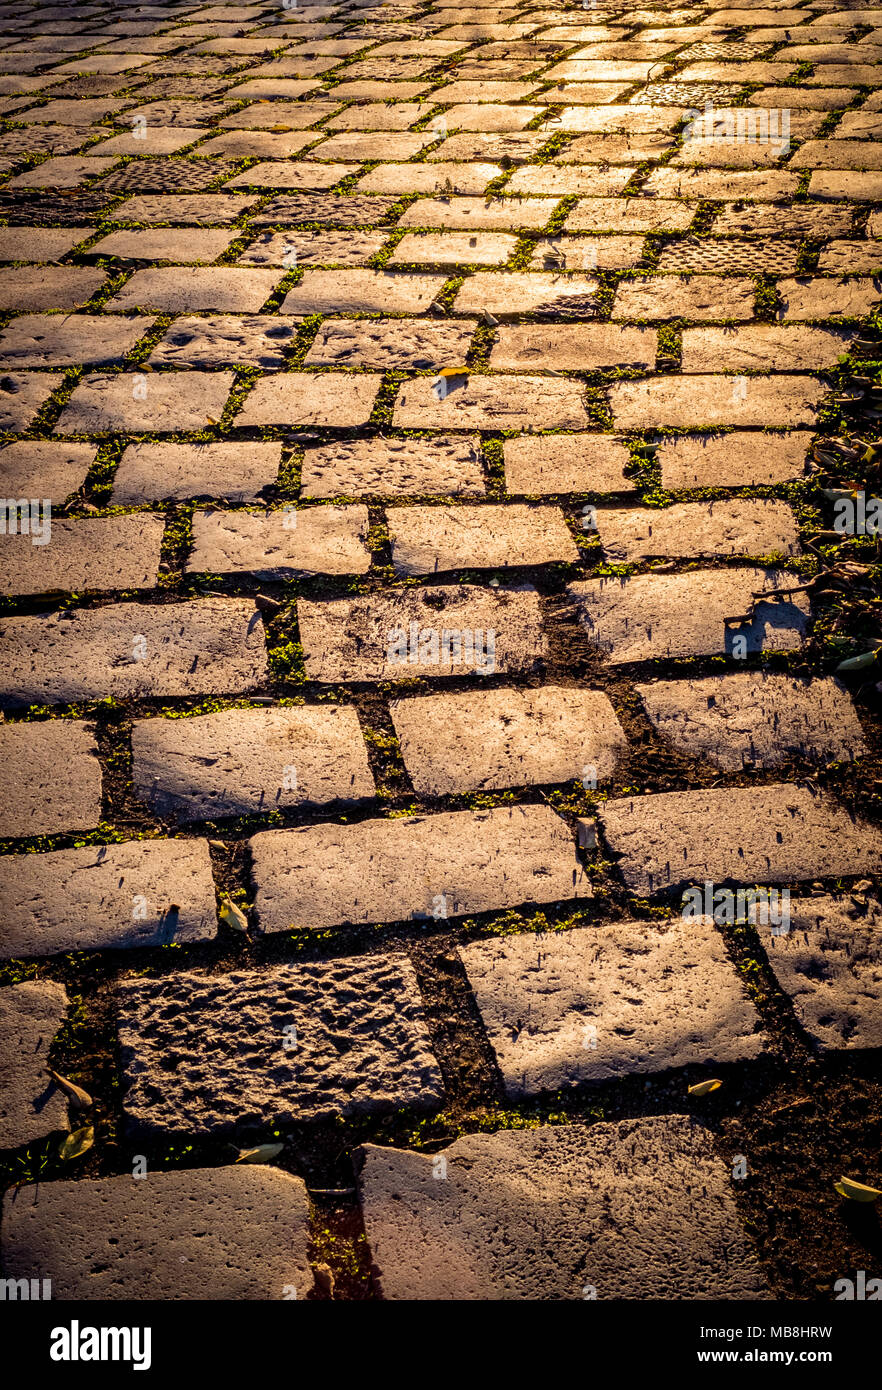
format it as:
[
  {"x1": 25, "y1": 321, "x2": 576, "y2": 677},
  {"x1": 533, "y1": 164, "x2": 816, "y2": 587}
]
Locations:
[
  {"x1": 301, "y1": 436, "x2": 486, "y2": 498},
  {"x1": 0, "y1": 839, "x2": 217, "y2": 959},
  {"x1": 187, "y1": 506, "x2": 371, "y2": 578},
  {"x1": 249, "y1": 805, "x2": 586, "y2": 933},
  {"x1": 594, "y1": 500, "x2": 801, "y2": 562},
  {"x1": 461, "y1": 918, "x2": 766, "y2": 1096},
  {"x1": 0, "y1": 514, "x2": 165, "y2": 597},
  {"x1": 608, "y1": 375, "x2": 825, "y2": 428},
  {"x1": 112, "y1": 441, "x2": 282, "y2": 504},
  {"x1": 357, "y1": 1115, "x2": 769, "y2": 1300},
  {"x1": 0, "y1": 1167, "x2": 314, "y2": 1300},
  {"x1": 388, "y1": 504, "x2": 579, "y2": 575},
  {"x1": 599, "y1": 785, "x2": 882, "y2": 896},
  {"x1": 146, "y1": 316, "x2": 297, "y2": 370},
  {"x1": 657, "y1": 432, "x2": 811, "y2": 489},
  {"x1": 304, "y1": 318, "x2": 475, "y2": 370},
  {"x1": 504, "y1": 435, "x2": 634, "y2": 494},
  {"x1": 0, "y1": 982, "x2": 70, "y2": 1150},
  {"x1": 0, "y1": 442, "x2": 96, "y2": 504},
  {"x1": 0, "y1": 314, "x2": 154, "y2": 368},
  {"x1": 0, "y1": 721, "x2": 102, "y2": 838},
  {"x1": 393, "y1": 375, "x2": 591, "y2": 430},
  {"x1": 55, "y1": 372, "x2": 235, "y2": 435},
  {"x1": 118, "y1": 956, "x2": 443, "y2": 1133}
]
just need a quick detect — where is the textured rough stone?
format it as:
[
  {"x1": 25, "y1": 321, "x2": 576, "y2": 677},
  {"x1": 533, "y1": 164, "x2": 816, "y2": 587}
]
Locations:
[
  {"x1": 775, "y1": 276, "x2": 882, "y2": 321},
  {"x1": 0, "y1": 373, "x2": 63, "y2": 431},
  {"x1": 565, "y1": 197, "x2": 697, "y2": 232},
  {"x1": 397, "y1": 196, "x2": 558, "y2": 231},
  {"x1": 357, "y1": 1115, "x2": 769, "y2": 1299},
  {"x1": 389, "y1": 231, "x2": 518, "y2": 266},
  {"x1": 300, "y1": 436, "x2": 485, "y2": 498},
  {"x1": 0, "y1": 839, "x2": 217, "y2": 959},
  {"x1": 636, "y1": 673, "x2": 868, "y2": 772},
  {"x1": 89, "y1": 227, "x2": 237, "y2": 262},
  {"x1": 390, "y1": 686, "x2": 627, "y2": 795},
  {"x1": 657, "y1": 432, "x2": 811, "y2": 488},
  {"x1": 568, "y1": 568, "x2": 810, "y2": 665},
  {"x1": 599, "y1": 785, "x2": 882, "y2": 896},
  {"x1": 304, "y1": 318, "x2": 475, "y2": 370},
  {"x1": 55, "y1": 372, "x2": 235, "y2": 435},
  {"x1": 0, "y1": 314, "x2": 154, "y2": 368},
  {"x1": 0, "y1": 514, "x2": 165, "y2": 597},
  {"x1": 236, "y1": 371, "x2": 382, "y2": 428},
  {"x1": 237, "y1": 229, "x2": 388, "y2": 268},
  {"x1": 250, "y1": 805, "x2": 586, "y2": 933},
  {"x1": 357, "y1": 163, "x2": 503, "y2": 195},
  {"x1": 118, "y1": 956, "x2": 444, "y2": 1132},
  {"x1": 490, "y1": 323, "x2": 654, "y2": 370},
  {"x1": 594, "y1": 500, "x2": 801, "y2": 562},
  {"x1": 112, "y1": 441, "x2": 282, "y2": 504},
  {"x1": 393, "y1": 376, "x2": 591, "y2": 431},
  {"x1": 0, "y1": 982, "x2": 70, "y2": 1150},
  {"x1": 0, "y1": 266, "x2": 106, "y2": 312},
  {"x1": 147, "y1": 316, "x2": 297, "y2": 369},
  {"x1": 0, "y1": 1167, "x2": 314, "y2": 1300},
  {"x1": 187, "y1": 506, "x2": 371, "y2": 578},
  {"x1": 461, "y1": 918, "x2": 766, "y2": 1095},
  {"x1": 0, "y1": 599, "x2": 268, "y2": 708},
  {"x1": 528, "y1": 235, "x2": 645, "y2": 271},
  {"x1": 608, "y1": 375, "x2": 825, "y2": 428},
  {"x1": 113, "y1": 193, "x2": 257, "y2": 223},
  {"x1": 0, "y1": 721, "x2": 101, "y2": 838},
  {"x1": 0, "y1": 226, "x2": 91, "y2": 262},
  {"x1": 388, "y1": 503, "x2": 579, "y2": 575},
  {"x1": 281, "y1": 269, "x2": 446, "y2": 314},
  {"x1": 453, "y1": 271, "x2": 600, "y2": 317},
  {"x1": 611, "y1": 274, "x2": 755, "y2": 321},
  {"x1": 681, "y1": 325, "x2": 855, "y2": 372},
  {"x1": 299, "y1": 586, "x2": 546, "y2": 682},
  {"x1": 0, "y1": 441, "x2": 96, "y2": 504},
  {"x1": 504, "y1": 435, "x2": 634, "y2": 494},
  {"x1": 107, "y1": 267, "x2": 282, "y2": 313}
]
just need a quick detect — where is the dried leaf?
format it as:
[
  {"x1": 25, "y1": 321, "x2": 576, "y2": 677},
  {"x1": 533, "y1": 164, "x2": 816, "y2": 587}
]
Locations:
[
  {"x1": 58, "y1": 1126, "x2": 94, "y2": 1162},
  {"x1": 235, "y1": 1143, "x2": 284, "y2": 1164},
  {"x1": 688, "y1": 1079, "x2": 722, "y2": 1097},
  {"x1": 219, "y1": 897, "x2": 249, "y2": 933},
  {"x1": 47, "y1": 1068, "x2": 92, "y2": 1110},
  {"x1": 834, "y1": 1176, "x2": 882, "y2": 1203},
  {"x1": 836, "y1": 649, "x2": 880, "y2": 673}
]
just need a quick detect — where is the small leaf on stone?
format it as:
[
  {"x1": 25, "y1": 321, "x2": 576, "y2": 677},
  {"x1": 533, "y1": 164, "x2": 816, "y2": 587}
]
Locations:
[
  {"x1": 47, "y1": 1068, "x2": 93, "y2": 1110},
  {"x1": 58, "y1": 1126, "x2": 94, "y2": 1162},
  {"x1": 235, "y1": 1143, "x2": 285, "y2": 1164},
  {"x1": 688, "y1": 1079, "x2": 722, "y2": 1097}
]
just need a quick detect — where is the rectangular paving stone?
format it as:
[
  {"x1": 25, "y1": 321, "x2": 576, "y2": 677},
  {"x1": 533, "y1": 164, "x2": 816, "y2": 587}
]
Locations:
[
  {"x1": 594, "y1": 499, "x2": 801, "y2": 562},
  {"x1": 568, "y1": 568, "x2": 810, "y2": 665},
  {"x1": 237, "y1": 229, "x2": 389, "y2": 268},
  {"x1": 681, "y1": 324, "x2": 855, "y2": 372},
  {"x1": 0, "y1": 981, "x2": 70, "y2": 1150},
  {"x1": 357, "y1": 162, "x2": 503, "y2": 195},
  {"x1": 0, "y1": 313, "x2": 154, "y2": 368},
  {"x1": 393, "y1": 376, "x2": 592, "y2": 431},
  {"x1": 657, "y1": 431, "x2": 811, "y2": 489},
  {"x1": 0, "y1": 838, "x2": 217, "y2": 959},
  {"x1": 300, "y1": 436, "x2": 486, "y2": 498},
  {"x1": 453, "y1": 270, "x2": 600, "y2": 317},
  {"x1": 6, "y1": 156, "x2": 119, "y2": 191},
  {"x1": 89, "y1": 228, "x2": 238, "y2": 263},
  {"x1": 54, "y1": 372, "x2": 235, "y2": 435},
  {"x1": 636, "y1": 673, "x2": 869, "y2": 773},
  {"x1": 461, "y1": 917, "x2": 766, "y2": 1097},
  {"x1": 808, "y1": 171, "x2": 882, "y2": 201},
  {"x1": 388, "y1": 502, "x2": 579, "y2": 575},
  {"x1": 0, "y1": 265, "x2": 107, "y2": 312},
  {"x1": 490, "y1": 323, "x2": 654, "y2": 371},
  {"x1": 112, "y1": 193, "x2": 257, "y2": 223},
  {"x1": 112, "y1": 441, "x2": 282, "y2": 504},
  {"x1": 0, "y1": 720, "x2": 102, "y2": 838},
  {"x1": 0, "y1": 441, "x2": 96, "y2": 504},
  {"x1": 504, "y1": 435, "x2": 635, "y2": 494},
  {"x1": 390, "y1": 685, "x2": 626, "y2": 795},
  {"x1": 528, "y1": 234, "x2": 646, "y2": 271},
  {"x1": 0, "y1": 1167, "x2": 313, "y2": 1301},
  {"x1": 1, "y1": 513, "x2": 165, "y2": 597},
  {"x1": 506, "y1": 166, "x2": 634, "y2": 197},
  {"x1": 389, "y1": 230, "x2": 518, "y2": 267},
  {"x1": 225, "y1": 160, "x2": 357, "y2": 191},
  {"x1": 304, "y1": 318, "x2": 476, "y2": 370},
  {"x1": 608, "y1": 374, "x2": 825, "y2": 428},
  {"x1": 236, "y1": 372, "x2": 382, "y2": 428},
  {"x1": 132, "y1": 705, "x2": 375, "y2": 823},
  {"x1": 775, "y1": 276, "x2": 882, "y2": 321},
  {"x1": 611, "y1": 274, "x2": 755, "y2": 321},
  {"x1": 0, "y1": 598, "x2": 268, "y2": 708},
  {"x1": 250, "y1": 804, "x2": 585, "y2": 933},
  {"x1": 357, "y1": 1114, "x2": 769, "y2": 1299},
  {"x1": 118, "y1": 955, "x2": 443, "y2": 1133},
  {"x1": 397, "y1": 196, "x2": 558, "y2": 231},
  {"x1": 107, "y1": 267, "x2": 282, "y2": 313},
  {"x1": 0, "y1": 225, "x2": 92, "y2": 261},
  {"x1": 643, "y1": 167, "x2": 800, "y2": 200},
  {"x1": 565, "y1": 198, "x2": 697, "y2": 233},
  {"x1": 0, "y1": 373, "x2": 64, "y2": 432},
  {"x1": 599, "y1": 785, "x2": 882, "y2": 896},
  {"x1": 187, "y1": 505, "x2": 371, "y2": 578},
  {"x1": 146, "y1": 315, "x2": 298, "y2": 370},
  {"x1": 280, "y1": 268, "x2": 447, "y2": 314}
]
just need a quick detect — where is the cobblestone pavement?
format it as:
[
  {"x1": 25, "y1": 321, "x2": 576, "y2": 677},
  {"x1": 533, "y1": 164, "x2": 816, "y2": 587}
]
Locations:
[{"x1": 1, "y1": 0, "x2": 881, "y2": 1304}]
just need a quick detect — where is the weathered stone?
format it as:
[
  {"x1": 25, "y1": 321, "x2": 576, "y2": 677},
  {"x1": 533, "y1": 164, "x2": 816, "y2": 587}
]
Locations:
[
  {"x1": 594, "y1": 499, "x2": 801, "y2": 561},
  {"x1": 644, "y1": 167, "x2": 799, "y2": 200},
  {"x1": 1, "y1": 514, "x2": 165, "y2": 597},
  {"x1": 89, "y1": 228, "x2": 237, "y2": 262},
  {"x1": 6, "y1": 156, "x2": 118, "y2": 191},
  {"x1": 528, "y1": 234, "x2": 645, "y2": 271},
  {"x1": 636, "y1": 673, "x2": 868, "y2": 772},
  {"x1": 565, "y1": 198, "x2": 697, "y2": 232},
  {"x1": 0, "y1": 441, "x2": 96, "y2": 503},
  {"x1": 0, "y1": 720, "x2": 102, "y2": 838},
  {"x1": 0, "y1": 839, "x2": 217, "y2": 959},
  {"x1": 0, "y1": 226, "x2": 91, "y2": 261},
  {"x1": 112, "y1": 441, "x2": 282, "y2": 504},
  {"x1": 389, "y1": 231, "x2": 518, "y2": 266},
  {"x1": 357, "y1": 1115, "x2": 769, "y2": 1299},
  {"x1": 775, "y1": 276, "x2": 882, "y2": 321},
  {"x1": 506, "y1": 166, "x2": 634, "y2": 196},
  {"x1": 397, "y1": 196, "x2": 558, "y2": 231},
  {"x1": 107, "y1": 267, "x2": 282, "y2": 313},
  {"x1": 113, "y1": 193, "x2": 257, "y2": 223},
  {"x1": 304, "y1": 318, "x2": 475, "y2": 370},
  {"x1": 389, "y1": 503, "x2": 579, "y2": 575},
  {"x1": 657, "y1": 431, "x2": 811, "y2": 488},
  {"x1": 608, "y1": 374, "x2": 825, "y2": 428},
  {"x1": 235, "y1": 372, "x2": 382, "y2": 428},
  {"x1": 187, "y1": 505, "x2": 371, "y2": 578},
  {"x1": 55, "y1": 372, "x2": 235, "y2": 435},
  {"x1": 118, "y1": 956, "x2": 443, "y2": 1132},
  {"x1": 251, "y1": 194, "x2": 399, "y2": 227},
  {"x1": 490, "y1": 323, "x2": 655, "y2": 370},
  {"x1": 237, "y1": 229, "x2": 388, "y2": 268},
  {"x1": 0, "y1": 266, "x2": 106, "y2": 312},
  {"x1": 0, "y1": 982, "x2": 70, "y2": 1150},
  {"x1": 250, "y1": 805, "x2": 585, "y2": 933},
  {"x1": 393, "y1": 376, "x2": 591, "y2": 430},
  {"x1": 599, "y1": 785, "x2": 882, "y2": 896},
  {"x1": 0, "y1": 374, "x2": 64, "y2": 432},
  {"x1": 225, "y1": 160, "x2": 356, "y2": 191},
  {"x1": 300, "y1": 436, "x2": 486, "y2": 498},
  {"x1": 611, "y1": 274, "x2": 755, "y2": 321},
  {"x1": 504, "y1": 435, "x2": 634, "y2": 494},
  {"x1": 681, "y1": 325, "x2": 855, "y2": 371},
  {"x1": 357, "y1": 162, "x2": 503, "y2": 194},
  {"x1": 809, "y1": 171, "x2": 882, "y2": 201},
  {"x1": 453, "y1": 271, "x2": 600, "y2": 317},
  {"x1": 0, "y1": 314, "x2": 154, "y2": 368},
  {"x1": 132, "y1": 706, "x2": 375, "y2": 822},
  {"x1": 147, "y1": 316, "x2": 297, "y2": 369},
  {"x1": 280, "y1": 268, "x2": 447, "y2": 314}
]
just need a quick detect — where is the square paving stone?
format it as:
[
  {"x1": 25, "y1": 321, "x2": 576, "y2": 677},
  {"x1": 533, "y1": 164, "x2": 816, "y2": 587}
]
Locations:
[
  {"x1": 568, "y1": 568, "x2": 811, "y2": 665},
  {"x1": 599, "y1": 784, "x2": 882, "y2": 896},
  {"x1": 147, "y1": 315, "x2": 297, "y2": 369},
  {"x1": 608, "y1": 374, "x2": 825, "y2": 428},
  {"x1": 132, "y1": 705, "x2": 375, "y2": 822},
  {"x1": 390, "y1": 685, "x2": 626, "y2": 795},
  {"x1": 187, "y1": 504, "x2": 371, "y2": 578},
  {"x1": 775, "y1": 276, "x2": 882, "y2": 321},
  {"x1": 393, "y1": 374, "x2": 592, "y2": 431},
  {"x1": 356, "y1": 1114, "x2": 769, "y2": 1300},
  {"x1": 490, "y1": 323, "x2": 655, "y2": 371},
  {"x1": 280, "y1": 268, "x2": 447, "y2": 314},
  {"x1": 565, "y1": 197, "x2": 697, "y2": 233},
  {"x1": 250, "y1": 804, "x2": 585, "y2": 933},
  {"x1": 389, "y1": 231, "x2": 518, "y2": 266},
  {"x1": 118, "y1": 955, "x2": 443, "y2": 1133},
  {"x1": 611, "y1": 274, "x2": 755, "y2": 321},
  {"x1": 0, "y1": 373, "x2": 64, "y2": 431},
  {"x1": 594, "y1": 499, "x2": 801, "y2": 562},
  {"x1": 657, "y1": 431, "x2": 811, "y2": 489},
  {"x1": 760, "y1": 893, "x2": 882, "y2": 1051},
  {"x1": 0, "y1": 313, "x2": 154, "y2": 368},
  {"x1": 298, "y1": 585, "x2": 546, "y2": 682},
  {"x1": 0, "y1": 720, "x2": 102, "y2": 838},
  {"x1": 300, "y1": 435, "x2": 486, "y2": 497},
  {"x1": 235, "y1": 371, "x2": 382, "y2": 428},
  {"x1": 0, "y1": 225, "x2": 92, "y2": 262},
  {"x1": 0, "y1": 1167, "x2": 313, "y2": 1301},
  {"x1": 237, "y1": 229, "x2": 389, "y2": 268},
  {"x1": 0, "y1": 441, "x2": 96, "y2": 502},
  {"x1": 0, "y1": 838, "x2": 217, "y2": 959},
  {"x1": 112, "y1": 441, "x2": 282, "y2": 504},
  {"x1": 0, "y1": 265, "x2": 107, "y2": 312},
  {"x1": 304, "y1": 318, "x2": 476, "y2": 369},
  {"x1": 681, "y1": 324, "x2": 855, "y2": 372},
  {"x1": 357, "y1": 162, "x2": 503, "y2": 195},
  {"x1": 388, "y1": 502, "x2": 579, "y2": 575},
  {"x1": 0, "y1": 982, "x2": 70, "y2": 1150},
  {"x1": 106, "y1": 267, "x2": 282, "y2": 313},
  {"x1": 635, "y1": 673, "x2": 869, "y2": 772},
  {"x1": 113, "y1": 193, "x2": 257, "y2": 223},
  {"x1": 54, "y1": 371, "x2": 235, "y2": 434},
  {"x1": 0, "y1": 513, "x2": 165, "y2": 597},
  {"x1": 504, "y1": 434, "x2": 635, "y2": 494},
  {"x1": 397, "y1": 196, "x2": 558, "y2": 231},
  {"x1": 89, "y1": 227, "x2": 238, "y2": 262},
  {"x1": 461, "y1": 917, "x2": 766, "y2": 1097},
  {"x1": 0, "y1": 598, "x2": 268, "y2": 708}
]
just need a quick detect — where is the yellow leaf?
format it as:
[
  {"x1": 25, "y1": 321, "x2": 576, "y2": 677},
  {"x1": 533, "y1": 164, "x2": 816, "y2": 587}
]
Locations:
[
  {"x1": 688, "y1": 1079, "x2": 723, "y2": 1097},
  {"x1": 270, "y1": 125, "x2": 292, "y2": 133},
  {"x1": 47, "y1": 1068, "x2": 92, "y2": 1110},
  {"x1": 834, "y1": 1176, "x2": 882, "y2": 1203},
  {"x1": 58, "y1": 1126, "x2": 94, "y2": 1162},
  {"x1": 438, "y1": 366, "x2": 469, "y2": 378},
  {"x1": 235, "y1": 1143, "x2": 284, "y2": 1164},
  {"x1": 219, "y1": 897, "x2": 249, "y2": 933}
]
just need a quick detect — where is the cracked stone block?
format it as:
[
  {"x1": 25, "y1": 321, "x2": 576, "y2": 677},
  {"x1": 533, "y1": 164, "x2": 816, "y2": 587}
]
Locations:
[
  {"x1": 0, "y1": 314, "x2": 155, "y2": 368},
  {"x1": 299, "y1": 585, "x2": 546, "y2": 682},
  {"x1": 0, "y1": 513, "x2": 165, "y2": 597},
  {"x1": 235, "y1": 371, "x2": 382, "y2": 427},
  {"x1": 0, "y1": 226, "x2": 91, "y2": 261},
  {"x1": 0, "y1": 838, "x2": 217, "y2": 959},
  {"x1": 357, "y1": 1114, "x2": 769, "y2": 1299},
  {"x1": 250, "y1": 804, "x2": 585, "y2": 933},
  {"x1": 393, "y1": 376, "x2": 591, "y2": 431},
  {"x1": 568, "y1": 568, "x2": 810, "y2": 665},
  {"x1": 453, "y1": 271, "x2": 600, "y2": 317},
  {"x1": 0, "y1": 441, "x2": 96, "y2": 503},
  {"x1": 390, "y1": 231, "x2": 518, "y2": 266},
  {"x1": 657, "y1": 431, "x2": 811, "y2": 488},
  {"x1": 611, "y1": 274, "x2": 755, "y2": 320},
  {"x1": 594, "y1": 499, "x2": 801, "y2": 562},
  {"x1": 636, "y1": 673, "x2": 869, "y2": 772},
  {"x1": 390, "y1": 685, "x2": 627, "y2": 795},
  {"x1": 304, "y1": 318, "x2": 476, "y2": 370},
  {"x1": 397, "y1": 196, "x2": 558, "y2": 232},
  {"x1": 0, "y1": 982, "x2": 70, "y2": 1150},
  {"x1": 0, "y1": 373, "x2": 61, "y2": 430},
  {"x1": 504, "y1": 435, "x2": 635, "y2": 494},
  {"x1": 0, "y1": 266, "x2": 107, "y2": 312},
  {"x1": 107, "y1": 267, "x2": 282, "y2": 313},
  {"x1": 599, "y1": 784, "x2": 882, "y2": 896},
  {"x1": 461, "y1": 917, "x2": 766, "y2": 1097},
  {"x1": 681, "y1": 324, "x2": 855, "y2": 372},
  {"x1": 112, "y1": 441, "x2": 282, "y2": 504},
  {"x1": 132, "y1": 705, "x2": 375, "y2": 822},
  {"x1": 280, "y1": 268, "x2": 447, "y2": 314},
  {"x1": 0, "y1": 1167, "x2": 313, "y2": 1300},
  {"x1": 187, "y1": 505, "x2": 371, "y2": 578},
  {"x1": 490, "y1": 323, "x2": 655, "y2": 370},
  {"x1": 54, "y1": 372, "x2": 235, "y2": 435},
  {"x1": 113, "y1": 193, "x2": 257, "y2": 223},
  {"x1": 118, "y1": 955, "x2": 443, "y2": 1133},
  {"x1": 0, "y1": 721, "x2": 102, "y2": 838},
  {"x1": 300, "y1": 436, "x2": 485, "y2": 498},
  {"x1": 147, "y1": 315, "x2": 297, "y2": 369},
  {"x1": 0, "y1": 598, "x2": 268, "y2": 708},
  {"x1": 775, "y1": 276, "x2": 882, "y2": 321},
  {"x1": 388, "y1": 503, "x2": 579, "y2": 575},
  {"x1": 565, "y1": 197, "x2": 697, "y2": 233},
  {"x1": 760, "y1": 894, "x2": 882, "y2": 1050},
  {"x1": 608, "y1": 374, "x2": 825, "y2": 428},
  {"x1": 237, "y1": 229, "x2": 388, "y2": 267}
]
